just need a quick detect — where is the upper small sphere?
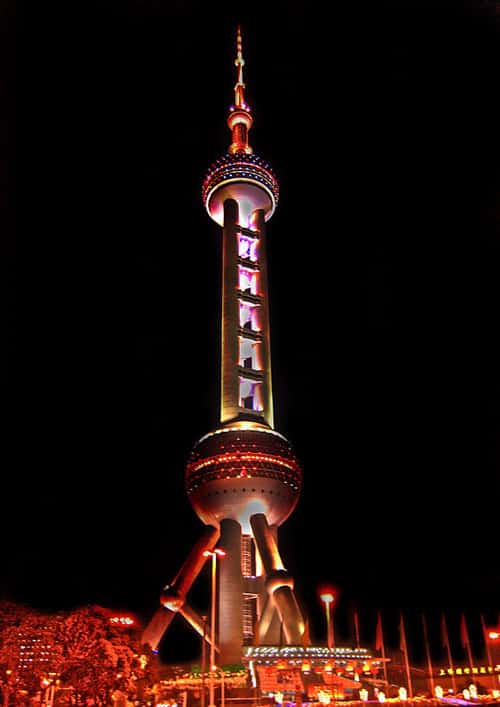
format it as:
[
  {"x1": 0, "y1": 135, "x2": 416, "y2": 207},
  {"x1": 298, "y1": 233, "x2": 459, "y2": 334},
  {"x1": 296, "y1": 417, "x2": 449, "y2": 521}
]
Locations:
[
  {"x1": 202, "y1": 153, "x2": 279, "y2": 227},
  {"x1": 185, "y1": 423, "x2": 301, "y2": 532}
]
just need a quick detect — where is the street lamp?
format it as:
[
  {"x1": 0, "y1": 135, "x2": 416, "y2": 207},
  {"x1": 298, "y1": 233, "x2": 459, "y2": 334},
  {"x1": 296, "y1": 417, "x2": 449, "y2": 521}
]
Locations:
[
  {"x1": 201, "y1": 614, "x2": 208, "y2": 707},
  {"x1": 203, "y1": 548, "x2": 226, "y2": 707},
  {"x1": 319, "y1": 590, "x2": 335, "y2": 650}
]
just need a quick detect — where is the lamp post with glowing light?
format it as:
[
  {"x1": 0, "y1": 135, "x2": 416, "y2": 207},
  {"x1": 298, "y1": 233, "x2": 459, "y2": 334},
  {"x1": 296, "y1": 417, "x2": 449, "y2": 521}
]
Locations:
[
  {"x1": 320, "y1": 590, "x2": 335, "y2": 650},
  {"x1": 203, "y1": 548, "x2": 226, "y2": 707}
]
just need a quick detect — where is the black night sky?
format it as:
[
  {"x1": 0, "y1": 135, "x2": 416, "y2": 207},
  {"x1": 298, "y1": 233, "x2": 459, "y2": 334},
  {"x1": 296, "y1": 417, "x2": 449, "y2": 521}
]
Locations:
[{"x1": 2, "y1": 0, "x2": 499, "y2": 664}]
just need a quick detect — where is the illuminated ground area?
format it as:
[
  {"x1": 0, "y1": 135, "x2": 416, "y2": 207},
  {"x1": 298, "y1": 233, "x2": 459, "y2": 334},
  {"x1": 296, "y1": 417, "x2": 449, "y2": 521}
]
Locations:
[
  {"x1": 151, "y1": 646, "x2": 500, "y2": 707},
  {"x1": 154, "y1": 645, "x2": 500, "y2": 707}
]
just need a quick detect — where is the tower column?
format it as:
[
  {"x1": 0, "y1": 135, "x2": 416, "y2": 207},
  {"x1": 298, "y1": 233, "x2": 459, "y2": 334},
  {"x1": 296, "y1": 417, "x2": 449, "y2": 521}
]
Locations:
[
  {"x1": 218, "y1": 518, "x2": 243, "y2": 665},
  {"x1": 253, "y1": 208, "x2": 274, "y2": 428},
  {"x1": 250, "y1": 513, "x2": 304, "y2": 645},
  {"x1": 220, "y1": 199, "x2": 240, "y2": 424}
]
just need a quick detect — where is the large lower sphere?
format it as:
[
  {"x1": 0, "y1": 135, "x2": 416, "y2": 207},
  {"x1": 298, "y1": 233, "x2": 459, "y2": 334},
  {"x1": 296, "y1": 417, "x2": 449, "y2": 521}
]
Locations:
[{"x1": 185, "y1": 424, "x2": 302, "y2": 532}]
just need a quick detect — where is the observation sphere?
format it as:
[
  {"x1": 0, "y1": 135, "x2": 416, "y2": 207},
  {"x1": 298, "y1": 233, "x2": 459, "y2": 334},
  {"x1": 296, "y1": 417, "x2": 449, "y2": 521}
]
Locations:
[
  {"x1": 202, "y1": 153, "x2": 279, "y2": 226},
  {"x1": 185, "y1": 423, "x2": 301, "y2": 533}
]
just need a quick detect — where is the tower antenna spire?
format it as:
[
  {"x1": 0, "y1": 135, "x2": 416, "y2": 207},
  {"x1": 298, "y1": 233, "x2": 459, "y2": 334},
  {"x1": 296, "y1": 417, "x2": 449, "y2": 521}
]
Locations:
[
  {"x1": 234, "y1": 24, "x2": 246, "y2": 108},
  {"x1": 228, "y1": 25, "x2": 253, "y2": 154}
]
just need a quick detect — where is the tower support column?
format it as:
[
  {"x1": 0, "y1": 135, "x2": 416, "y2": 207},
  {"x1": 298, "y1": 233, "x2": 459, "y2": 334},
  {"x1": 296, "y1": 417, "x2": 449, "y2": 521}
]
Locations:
[
  {"x1": 252, "y1": 208, "x2": 274, "y2": 427},
  {"x1": 218, "y1": 518, "x2": 243, "y2": 665},
  {"x1": 250, "y1": 513, "x2": 304, "y2": 645},
  {"x1": 220, "y1": 199, "x2": 240, "y2": 423}
]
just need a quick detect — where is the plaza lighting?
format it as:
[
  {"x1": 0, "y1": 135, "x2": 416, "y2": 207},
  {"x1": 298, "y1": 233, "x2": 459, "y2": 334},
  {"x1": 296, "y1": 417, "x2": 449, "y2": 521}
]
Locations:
[{"x1": 203, "y1": 548, "x2": 226, "y2": 707}]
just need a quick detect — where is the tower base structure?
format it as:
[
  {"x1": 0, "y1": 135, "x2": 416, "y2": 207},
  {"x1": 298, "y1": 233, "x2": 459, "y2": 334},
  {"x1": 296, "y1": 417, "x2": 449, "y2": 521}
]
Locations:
[{"x1": 183, "y1": 421, "x2": 305, "y2": 666}]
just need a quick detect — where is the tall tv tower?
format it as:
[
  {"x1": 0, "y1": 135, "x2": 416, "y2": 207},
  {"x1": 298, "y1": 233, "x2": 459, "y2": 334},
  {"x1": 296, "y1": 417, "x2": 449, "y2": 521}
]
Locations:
[{"x1": 143, "y1": 27, "x2": 306, "y2": 666}]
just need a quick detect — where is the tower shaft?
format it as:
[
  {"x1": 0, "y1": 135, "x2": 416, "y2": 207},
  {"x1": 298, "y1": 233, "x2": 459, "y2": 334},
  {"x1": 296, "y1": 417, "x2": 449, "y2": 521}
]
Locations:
[{"x1": 220, "y1": 201, "x2": 274, "y2": 427}]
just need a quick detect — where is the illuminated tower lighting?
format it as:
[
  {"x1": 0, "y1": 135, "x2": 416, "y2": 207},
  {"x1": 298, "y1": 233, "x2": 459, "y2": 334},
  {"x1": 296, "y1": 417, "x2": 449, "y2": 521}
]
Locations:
[{"x1": 142, "y1": 27, "x2": 306, "y2": 666}]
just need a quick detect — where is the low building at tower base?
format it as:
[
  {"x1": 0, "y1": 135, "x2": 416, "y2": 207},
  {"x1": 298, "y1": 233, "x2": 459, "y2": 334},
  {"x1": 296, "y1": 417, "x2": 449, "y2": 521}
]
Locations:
[{"x1": 244, "y1": 645, "x2": 387, "y2": 703}]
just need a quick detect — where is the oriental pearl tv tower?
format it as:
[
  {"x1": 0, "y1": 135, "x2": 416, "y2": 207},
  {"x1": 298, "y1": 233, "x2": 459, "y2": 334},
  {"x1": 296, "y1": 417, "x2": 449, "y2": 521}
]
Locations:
[{"x1": 143, "y1": 28, "x2": 306, "y2": 666}]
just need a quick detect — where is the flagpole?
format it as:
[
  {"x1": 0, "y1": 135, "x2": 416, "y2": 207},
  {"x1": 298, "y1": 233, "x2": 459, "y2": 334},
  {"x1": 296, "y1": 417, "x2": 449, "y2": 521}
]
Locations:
[
  {"x1": 399, "y1": 612, "x2": 413, "y2": 699},
  {"x1": 376, "y1": 611, "x2": 389, "y2": 693},
  {"x1": 422, "y1": 613, "x2": 435, "y2": 697},
  {"x1": 460, "y1": 613, "x2": 474, "y2": 676},
  {"x1": 480, "y1": 613, "x2": 493, "y2": 669},
  {"x1": 354, "y1": 608, "x2": 360, "y2": 649},
  {"x1": 441, "y1": 613, "x2": 457, "y2": 694}
]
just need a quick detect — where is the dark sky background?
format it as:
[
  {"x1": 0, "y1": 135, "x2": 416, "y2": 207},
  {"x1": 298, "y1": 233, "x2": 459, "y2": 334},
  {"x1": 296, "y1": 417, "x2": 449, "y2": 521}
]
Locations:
[{"x1": 2, "y1": 0, "x2": 499, "y2": 666}]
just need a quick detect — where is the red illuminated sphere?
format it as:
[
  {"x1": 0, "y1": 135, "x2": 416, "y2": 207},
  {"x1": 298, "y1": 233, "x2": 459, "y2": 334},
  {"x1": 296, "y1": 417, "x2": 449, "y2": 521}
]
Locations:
[{"x1": 185, "y1": 423, "x2": 302, "y2": 532}]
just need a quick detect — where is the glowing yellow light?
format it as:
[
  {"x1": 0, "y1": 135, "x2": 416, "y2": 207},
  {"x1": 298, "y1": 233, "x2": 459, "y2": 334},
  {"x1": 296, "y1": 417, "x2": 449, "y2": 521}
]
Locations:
[
  {"x1": 435, "y1": 687, "x2": 444, "y2": 699},
  {"x1": 318, "y1": 690, "x2": 331, "y2": 704},
  {"x1": 489, "y1": 632, "x2": 500, "y2": 640},
  {"x1": 398, "y1": 687, "x2": 408, "y2": 701},
  {"x1": 377, "y1": 691, "x2": 386, "y2": 703},
  {"x1": 110, "y1": 616, "x2": 134, "y2": 625},
  {"x1": 203, "y1": 548, "x2": 226, "y2": 558}
]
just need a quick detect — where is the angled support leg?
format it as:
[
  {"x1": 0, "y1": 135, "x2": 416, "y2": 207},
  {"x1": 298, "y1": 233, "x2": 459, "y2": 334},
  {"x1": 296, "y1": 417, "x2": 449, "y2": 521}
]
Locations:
[
  {"x1": 142, "y1": 524, "x2": 220, "y2": 651},
  {"x1": 250, "y1": 513, "x2": 305, "y2": 645}
]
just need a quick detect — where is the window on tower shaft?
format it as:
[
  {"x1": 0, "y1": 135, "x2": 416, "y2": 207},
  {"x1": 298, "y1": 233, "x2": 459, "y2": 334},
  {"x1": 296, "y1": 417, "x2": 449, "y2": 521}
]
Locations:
[
  {"x1": 239, "y1": 267, "x2": 258, "y2": 295},
  {"x1": 239, "y1": 301, "x2": 260, "y2": 331},
  {"x1": 239, "y1": 378, "x2": 263, "y2": 412},
  {"x1": 238, "y1": 234, "x2": 258, "y2": 262},
  {"x1": 239, "y1": 337, "x2": 260, "y2": 370}
]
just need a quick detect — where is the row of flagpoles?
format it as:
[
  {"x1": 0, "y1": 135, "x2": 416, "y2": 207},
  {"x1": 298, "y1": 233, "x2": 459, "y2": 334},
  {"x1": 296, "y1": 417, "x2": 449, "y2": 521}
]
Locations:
[{"x1": 345, "y1": 610, "x2": 498, "y2": 697}]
